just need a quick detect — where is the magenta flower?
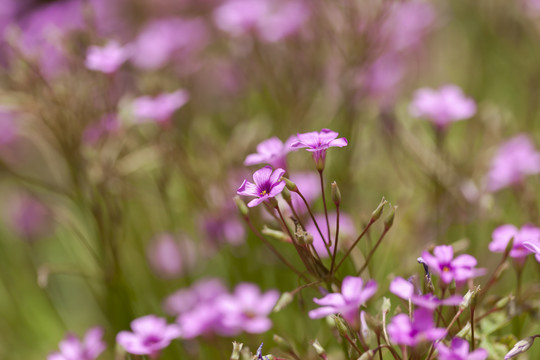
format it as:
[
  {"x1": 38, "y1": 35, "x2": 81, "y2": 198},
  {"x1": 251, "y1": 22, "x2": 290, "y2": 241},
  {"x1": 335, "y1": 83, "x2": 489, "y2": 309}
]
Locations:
[
  {"x1": 388, "y1": 308, "x2": 446, "y2": 346},
  {"x1": 421, "y1": 245, "x2": 485, "y2": 285},
  {"x1": 147, "y1": 233, "x2": 196, "y2": 279},
  {"x1": 116, "y1": 315, "x2": 182, "y2": 357},
  {"x1": 237, "y1": 166, "x2": 286, "y2": 207},
  {"x1": 290, "y1": 129, "x2": 348, "y2": 170},
  {"x1": 409, "y1": 85, "x2": 476, "y2": 129},
  {"x1": 485, "y1": 134, "x2": 540, "y2": 192},
  {"x1": 244, "y1": 136, "x2": 296, "y2": 169},
  {"x1": 489, "y1": 224, "x2": 540, "y2": 262},
  {"x1": 132, "y1": 90, "x2": 189, "y2": 124},
  {"x1": 177, "y1": 302, "x2": 225, "y2": 339},
  {"x1": 85, "y1": 41, "x2": 130, "y2": 74},
  {"x1": 306, "y1": 212, "x2": 356, "y2": 258},
  {"x1": 436, "y1": 337, "x2": 488, "y2": 360},
  {"x1": 390, "y1": 277, "x2": 462, "y2": 310},
  {"x1": 6, "y1": 194, "x2": 52, "y2": 240},
  {"x1": 523, "y1": 241, "x2": 540, "y2": 262},
  {"x1": 309, "y1": 276, "x2": 377, "y2": 327},
  {"x1": 48, "y1": 327, "x2": 105, "y2": 360},
  {"x1": 215, "y1": 283, "x2": 279, "y2": 335},
  {"x1": 164, "y1": 278, "x2": 228, "y2": 316}
]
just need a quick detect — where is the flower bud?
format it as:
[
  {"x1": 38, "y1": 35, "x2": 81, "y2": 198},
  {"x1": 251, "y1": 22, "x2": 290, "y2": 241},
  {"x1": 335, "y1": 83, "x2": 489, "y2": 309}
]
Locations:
[
  {"x1": 370, "y1": 197, "x2": 387, "y2": 222},
  {"x1": 459, "y1": 286, "x2": 480, "y2": 311},
  {"x1": 281, "y1": 177, "x2": 298, "y2": 192},
  {"x1": 231, "y1": 342, "x2": 243, "y2": 360},
  {"x1": 273, "y1": 292, "x2": 294, "y2": 312},
  {"x1": 233, "y1": 196, "x2": 249, "y2": 218},
  {"x1": 504, "y1": 336, "x2": 538, "y2": 359},
  {"x1": 357, "y1": 350, "x2": 375, "y2": 360},
  {"x1": 384, "y1": 205, "x2": 397, "y2": 230},
  {"x1": 282, "y1": 187, "x2": 292, "y2": 203},
  {"x1": 333, "y1": 315, "x2": 349, "y2": 336},
  {"x1": 331, "y1": 181, "x2": 341, "y2": 206},
  {"x1": 311, "y1": 339, "x2": 327, "y2": 356},
  {"x1": 273, "y1": 334, "x2": 294, "y2": 353},
  {"x1": 381, "y1": 297, "x2": 391, "y2": 314},
  {"x1": 456, "y1": 322, "x2": 471, "y2": 338},
  {"x1": 496, "y1": 295, "x2": 512, "y2": 308},
  {"x1": 262, "y1": 226, "x2": 290, "y2": 242}
]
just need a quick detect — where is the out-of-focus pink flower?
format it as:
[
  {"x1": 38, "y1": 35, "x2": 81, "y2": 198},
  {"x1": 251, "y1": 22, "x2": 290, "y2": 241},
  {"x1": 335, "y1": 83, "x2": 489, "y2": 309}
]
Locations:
[
  {"x1": 409, "y1": 85, "x2": 476, "y2": 129},
  {"x1": 305, "y1": 212, "x2": 355, "y2": 258},
  {"x1": 291, "y1": 129, "x2": 348, "y2": 170},
  {"x1": 436, "y1": 337, "x2": 488, "y2": 360},
  {"x1": 388, "y1": 308, "x2": 445, "y2": 346},
  {"x1": 237, "y1": 166, "x2": 286, "y2": 207},
  {"x1": 85, "y1": 41, "x2": 131, "y2": 74},
  {"x1": 214, "y1": 0, "x2": 309, "y2": 42},
  {"x1": 215, "y1": 283, "x2": 279, "y2": 335},
  {"x1": 147, "y1": 233, "x2": 196, "y2": 279},
  {"x1": 288, "y1": 172, "x2": 320, "y2": 214},
  {"x1": 421, "y1": 245, "x2": 485, "y2": 285},
  {"x1": 489, "y1": 224, "x2": 540, "y2": 262},
  {"x1": 201, "y1": 214, "x2": 245, "y2": 247},
  {"x1": 6, "y1": 193, "x2": 52, "y2": 239},
  {"x1": 116, "y1": 315, "x2": 181, "y2": 357},
  {"x1": 523, "y1": 240, "x2": 540, "y2": 262},
  {"x1": 359, "y1": 55, "x2": 404, "y2": 106},
  {"x1": 131, "y1": 18, "x2": 208, "y2": 70},
  {"x1": 48, "y1": 327, "x2": 106, "y2": 360},
  {"x1": 132, "y1": 90, "x2": 189, "y2": 124},
  {"x1": 82, "y1": 114, "x2": 120, "y2": 145},
  {"x1": 164, "y1": 278, "x2": 228, "y2": 316},
  {"x1": 0, "y1": 109, "x2": 17, "y2": 146},
  {"x1": 309, "y1": 276, "x2": 377, "y2": 327},
  {"x1": 244, "y1": 136, "x2": 295, "y2": 170},
  {"x1": 390, "y1": 277, "x2": 462, "y2": 310},
  {"x1": 521, "y1": 0, "x2": 540, "y2": 16},
  {"x1": 485, "y1": 135, "x2": 540, "y2": 192}
]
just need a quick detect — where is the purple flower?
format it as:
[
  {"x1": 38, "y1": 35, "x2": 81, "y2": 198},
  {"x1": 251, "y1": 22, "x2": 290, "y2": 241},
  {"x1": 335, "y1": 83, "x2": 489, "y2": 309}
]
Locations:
[
  {"x1": 201, "y1": 213, "x2": 246, "y2": 247},
  {"x1": 116, "y1": 315, "x2": 182, "y2": 357},
  {"x1": 489, "y1": 224, "x2": 540, "y2": 262},
  {"x1": 48, "y1": 327, "x2": 105, "y2": 360},
  {"x1": 147, "y1": 233, "x2": 196, "y2": 279},
  {"x1": 290, "y1": 129, "x2": 348, "y2": 170},
  {"x1": 85, "y1": 41, "x2": 130, "y2": 74},
  {"x1": 390, "y1": 277, "x2": 462, "y2": 310},
  {"x1": 177, "y1": 302, "x2": 225, "y2": 339},
  {"x1": 436, "y1": 337, "x2": 488, "y2": 360},
  {"x1": 215, "y1": 283, "x2": 279, "y2": 335},
  {"x1": 237, "y1": 166, "x2": 286, "y2": 207},
  {"x1": 388, "y1": 308, "x2": 446, "y2": 346},
  {"x1": 305, "y1": 212, "x2": 356, "y2": 258},
  {"x1": 244, "y1": 136, "x2": 296, "y2": 169},
  {"x1": 421, "y1": 245, "x2": 485, "y2": 285},
  {"x1": 164, "y1": 278, "x2": 228, "y2": 316},
  {"x1": 132, "y1": 90, "x2": 189, "y2": 124},
  {"x1": 6, "y1": 193, "x2": 52, "y2": 239},
  {"x1": 309, "y1": 276, "x2": 377, "y2": 327},
  {"x1": 409, "y1": 85, "x2": 476, "y2": 129},
  {"x1": 485, "y1": 134, "x2": 540, "y2": 192},
  {"x1": 523, "y1": 240, "x2": 540, "y2": 262},
  {"x1": 0, "y1": 109, "x2": 17, "y2": 146}
]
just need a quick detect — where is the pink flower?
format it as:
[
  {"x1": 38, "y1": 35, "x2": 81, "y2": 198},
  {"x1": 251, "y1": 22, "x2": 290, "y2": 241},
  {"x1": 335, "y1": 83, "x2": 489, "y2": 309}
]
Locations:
[
  {"x1": 132, "y1": 90, "x2": 189, "y2": 124},
  {"x1": 436, "y1": 337, "x2": 488, "y2": 360},
  {"x1": 6, "y1": 193, "x2": 52, "y2": 239},
  {"x1": 82, "y1": 114, "x2": 120, "y2": 145},
  {"x1": 305, "y1": 212, "x2": 356, "y2": 258},
  {"x1": 147, "y1": 233, "x2": 196, "y2": 279},
  {"x1": 290, "y1": 129, "x2": 348, "y2": 170},
  {"x1": 0, "y1": 109, "x2": 17, "y2": 146},
  {"x1": 390, "y1": 277, "x2": 462, "y2": 310},
  {"x1": 85, "y1": 41, "x2": 130, "y2": 74},
  {"x1": 237, "y1": 166, "x2": 286, "y2": 207},
  {"x1": 244, "y1": 136, "x2": 296, "y2": 169},
  {"x1": 48, "y1": 327, "x2": 106, "y2": 360},
  {"x1": 388, "y1": 308, "x2": 445, "y2": 346},
  {"x1": 523, "y1": 240, "x2": 540, "y2": 262},
  {"x1": 421, "y1": 245, "x2": 485, "y2": 285},
  {"x1": 215, "y1": 283, "x2": 279, "y2": 335},
  {"x1": 116, "y1": 315, "x2": 181, "y2": 357},
  {"x1": 489, "y1": 224, "x2": 540, "y2": 262},
  {"x1": 485, "y1": 134, "x2": 540, "y2": 192},
  {"x1": 309, "y1": 276, "x2": 377, "y2": 327},
  {"x1": 409, "y1": 85, "x2": 476, "y2": 129},
  {"x1": 164, "y1": 278, "x2": 228, "y2": 316}
]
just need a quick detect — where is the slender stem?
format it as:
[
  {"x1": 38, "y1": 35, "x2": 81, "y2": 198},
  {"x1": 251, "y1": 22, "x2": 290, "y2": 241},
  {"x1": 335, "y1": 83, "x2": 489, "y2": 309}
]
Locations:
[
  {"x1": 470, "y1": 307, "x2": 475, "y2": 351},
  {"x1": 356, "y1": 228, "x2": 390, "y2": 276},
  {"x1": 478, "y1": 251, "x2": 511, "y2": 304},
  {"x1": 376, "y1": 335, "x2": 384, "y2": 360},
  {"x1": 343, "y1": 334, "x2": 363, "y2": 356},
  {"x1": 318, "y1": 170, "x2": 332, "y2": 246},
  {"x1": 426, "y1": 308, "x2": 464, "y2": 360},
  {"x1": 334, "y1": 219, "x2": 375, "y2": 273},
  {"x1": 374, "y1": 343, "x2": 402, "y2": 360},
  {"x1": 296, "y1": 190, "x2": 331, "y2": 254},
  {"x1": 330, "y1": 204, "x2": 340, "y2": 277}
]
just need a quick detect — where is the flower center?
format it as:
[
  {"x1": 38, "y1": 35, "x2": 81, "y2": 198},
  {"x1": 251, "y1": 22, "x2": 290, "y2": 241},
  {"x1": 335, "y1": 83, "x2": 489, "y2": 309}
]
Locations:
[
  {"x1": 442, "y1": 266, "x2": 450, "y2": 272},
  {"x1": 143, "y1": 335, "x2": 161, "y2": 347},
  {"x1": 260, "y1": 190, "x2": 268, "y2": 196}
]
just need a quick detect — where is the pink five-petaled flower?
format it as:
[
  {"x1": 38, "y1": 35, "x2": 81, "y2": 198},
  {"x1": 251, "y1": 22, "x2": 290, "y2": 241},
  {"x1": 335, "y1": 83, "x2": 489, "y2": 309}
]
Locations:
[
  {"x1": 409, "y1": 85, "x2": 476, "y2": 129},
  {"x1": 421, "y1": 245, "x2": 485, "y2": 286},
  {"x1": 309, "y1": 276, "x2": 377, "y2": 327},
  {"x1": 85, "y1": 41, "x2": 131, "y2": 74},
  {"x1": 48, "y1": 327, "x2": 106, "y2": 360},
  {"x1": 215, "y1": 283, "x2": 279, "y2": 335},
  {"x1": 436, "y1": 337, "x2": 488, "y2": 360},
  {"x1": 116, "y1": 315, "x2": 182, "y2": 357},
  {"x1": 523, "y1": 240, "x2": 540, "y2": 262},
  {"x1": 489, "y1": 224, "x2": 540, "y2": 263},
  {"x1": 132, "y1": 90, "x2": 190, "y2": 124},
  {"x1": 290, "y1": 129, "x2": 348, "y2": 170},
  {"x1": 237, "y1": 166, "x2": 286, "y2": 207},
  {"x1": 485, "y1": 134, "x2": 540, "y2": 192},
  {"x1": 388, "y1": 308, "x2": 446, "y2": 346},
  {"x1": 244, "y1": 136, "x2": 296, "y2": 169},
  {"x1": 389, "y1": 277, "x2": 462, "y2": 310}
]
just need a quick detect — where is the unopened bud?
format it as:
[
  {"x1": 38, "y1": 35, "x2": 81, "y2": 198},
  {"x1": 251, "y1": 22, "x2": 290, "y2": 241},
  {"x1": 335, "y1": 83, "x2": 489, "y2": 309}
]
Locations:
[
  {"x1": 496, "y1": 295, "x2": 512, "y2": 309},
  {"x1": 504, "y1": 336, "x2": 538, "y2": 359},
  {"x1": 333, "y1": 315, "x2": 349, "y2": 335},
  {"x1": 281, "y1": 177, "x2": 298, "y2": 192},
  {"x1": 231, "y1": 342, "x2": 243, "y2": 360},
  {"x1": 311, "y1": 339, "x2": 327, "y2": 356},
  {"x1": 460, "y1": 285, "x2": 481, "y2": 311},
  {"x1": 381, "y1": 297, "x2": 391, "y2": 313},
  {"x1": 262, "y1": 226, "x2": 290, "y2": 242},
  {"x1": 504, "y1": 237, "x2": 515, "y2": 257},
  {"x1": 331, "y1": 181, "x2": 341, "y2": 206},
  {"x1": 357, "y1": 350, "x2": 375, "y2": 360},
  {"x1": 384, "y1": 205, "x2": 397, "y2": 230},
  {"x1": 233, "y1": 196, "x2": 249, "y2": 218},
  {"x1": 273, "y1": 335, "x2": 294, "y2": 353},
  {"x1": 273, "y1": 292, "x2": 294, "y2": 312},
  {"x1": 363, "y1": 312, "x2": 382, "y2": 335},
  {"x1": 282, "y1": 187, "x2": 292, "y2": 203},
  {"x1": 371, "y1": 197, "x2": 387, "y2": 222},
  {"x1": 456, "y1": 322, "x2": 471, "y2": 338}
]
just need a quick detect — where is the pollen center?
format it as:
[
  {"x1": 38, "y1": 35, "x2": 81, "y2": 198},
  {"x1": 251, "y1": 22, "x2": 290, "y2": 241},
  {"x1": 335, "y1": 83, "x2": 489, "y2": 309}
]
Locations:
[
  {"x1": 442, "y1": 266, "x2": 450, "y2": 272},
  {"x1": 260, "y1": 190, "x2": 267, "y2": 196}
]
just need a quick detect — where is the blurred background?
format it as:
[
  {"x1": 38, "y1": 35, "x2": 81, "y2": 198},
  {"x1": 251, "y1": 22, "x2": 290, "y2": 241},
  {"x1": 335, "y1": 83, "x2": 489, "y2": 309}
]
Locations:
[{"x1": 0, "y1": 0, "x2": 539, "y2": 358}]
